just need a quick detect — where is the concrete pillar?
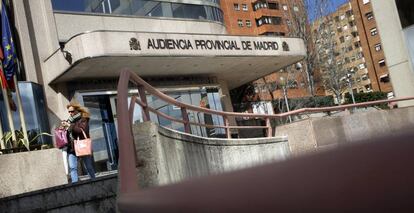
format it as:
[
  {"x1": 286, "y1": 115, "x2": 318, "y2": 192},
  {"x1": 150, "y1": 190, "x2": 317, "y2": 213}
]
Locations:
[
  {"x1": 371, "y1": 0, "x2": 414, "y2": 107},
  {"x1": 15, "y1": 0, "x2": 72, "y2": 122},
  {"x1": 218, "y1": 79, "x2": 237, "y2": 134},
  {"x1": 12, "y1": 0, "x2": 39, "y2": 83}
]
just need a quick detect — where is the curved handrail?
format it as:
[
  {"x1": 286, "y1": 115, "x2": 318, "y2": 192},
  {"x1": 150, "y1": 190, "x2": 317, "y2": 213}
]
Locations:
[
  {"x1": 117, "y1": 68, "x2": 414, "y2": 194},
  {"x1": 121, "y1": 68, "x2": 414, "y2": 136}
]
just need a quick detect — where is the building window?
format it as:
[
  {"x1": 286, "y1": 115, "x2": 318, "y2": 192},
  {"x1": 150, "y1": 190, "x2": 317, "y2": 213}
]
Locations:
[
  {"x1": 358, "y1": 63, "x2": 367, "y2": 70},
  {"x1": 374, "y1": 43, "x2": 382, "y2": 51},
  {"x1": 268, "y1": 2, "x2": 279, "y2": 10},
  {"x1": 234, "y1": 3, "x2": 240, "y2": 11},
  {"x1": 246, "y1": 20, "x2": 252, "y2": 27},
  {"x1": 253, "y1": 1, "x2": 267, "y2": 11},
  {"x1": 256, "y1": 16, "x2": 282, "y2": 26},
  {"x1": 365, "y1": 84, "x2": 372, "y2": 91},
  {"x1": 344, "y1": 57, "x2": 350, "y2": 63},
  {"x1": 242, "y1": 4, "x2": 248, "y2": 11},
  {"x1": 356, "y1": 52, "x2": 364, "y2": 59},
  {"x1": 237, "y1": 19, "x2": 243, "y2": 27},
  {"x1": 365, "y1": 12, "x2": 374, "y2": 20},
  {"x1": 363, "y1": 0, "x2": 370, "y2": 4},
  {"x1": 370, "y1": 27, "x2": 378, "y2": 36},
  {"x1": 293, "y1": 5, "x2": 299, "y2": 12},
  {"x1": 379, "y1": 59, "x2": 386, "y2": 67},
  {"x1": 351, "y1": 31, "x2": 359, "y2": 37},
  {"x1": 260, "y1": 32, "x2": 285, "y2": 36},
  {"x1": 380, "y1": 74, "x2": 390, "y2": 83}
]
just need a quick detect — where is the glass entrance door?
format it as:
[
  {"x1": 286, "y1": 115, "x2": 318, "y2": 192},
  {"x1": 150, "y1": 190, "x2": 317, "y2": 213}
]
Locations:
[
  {"x1": 82, "y1": 95, "x2": 119, "y2": 172},
  {"x1": 78, "y1": 86, "x2": 225, "y2": 172}
]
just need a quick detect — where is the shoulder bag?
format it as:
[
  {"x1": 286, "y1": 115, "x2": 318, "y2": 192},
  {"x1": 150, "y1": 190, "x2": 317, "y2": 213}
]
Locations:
[
  {"x1": 74, "y1": 129, "x2": 93, "y2": 156},
  {"x1": 54, "y1": 128, "x2": 68, "y2": 148}
]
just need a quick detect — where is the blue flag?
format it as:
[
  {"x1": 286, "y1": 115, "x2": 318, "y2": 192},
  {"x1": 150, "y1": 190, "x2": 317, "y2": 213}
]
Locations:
[{"x1": 1, "y1": 0, "x2": 16, "y2": 81}]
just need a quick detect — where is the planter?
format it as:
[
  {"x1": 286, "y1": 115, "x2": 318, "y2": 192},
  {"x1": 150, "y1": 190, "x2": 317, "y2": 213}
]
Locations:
[{"x1": 0, "y1": 148, "x2": 68, "y2": 198}]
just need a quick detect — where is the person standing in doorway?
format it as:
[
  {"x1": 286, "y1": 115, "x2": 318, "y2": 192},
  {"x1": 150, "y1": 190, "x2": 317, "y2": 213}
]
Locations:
[{"x1": 61, "y1": 102, "x2": 96, "y2": 183}]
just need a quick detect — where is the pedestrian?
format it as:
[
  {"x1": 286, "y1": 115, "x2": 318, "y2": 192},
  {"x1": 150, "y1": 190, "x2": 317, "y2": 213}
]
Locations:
[
  {"x1": 61, "y1": 102, "x2": 96, "y2": 183},
  {"x1": 55, "y1": 122, "x2": 69, "y2": 178}
]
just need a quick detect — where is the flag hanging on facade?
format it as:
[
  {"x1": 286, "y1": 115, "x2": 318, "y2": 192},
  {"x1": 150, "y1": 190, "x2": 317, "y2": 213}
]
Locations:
[
  {"x1": 0, "y1": 50, "x2": 7, "y2": 89},
  {"x1": 0, "y1": 0, "x2": 16, "y2": 111},
  {"x1": 1, "y1": 0, "x2": 17, "y2": 81}
]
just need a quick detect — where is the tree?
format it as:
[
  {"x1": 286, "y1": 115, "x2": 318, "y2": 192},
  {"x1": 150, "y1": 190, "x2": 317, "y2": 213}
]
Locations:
[
  {"x1": 284, "y1": 0, "x2": 330, "y2": 96},
  {"x1": 309, "y1": 1, "x2": 361, "y2": 104}
]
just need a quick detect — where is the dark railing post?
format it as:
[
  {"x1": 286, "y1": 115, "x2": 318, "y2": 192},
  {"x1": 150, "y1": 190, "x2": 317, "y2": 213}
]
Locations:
[
  {"x1": 266, "y1": 118, "x2": 272, "y2": 137},
  {"x1": 129, "y1": 96, "x2": 137, "y2": 124},
  {"x1": 224, "y1": 116, "x2": 231, "y2": 139},
  {"x1": 116, "y1": 70, "x2": 139, "y2": 194},
  {"x1": 138, "y1": 86, "x2": 150, "y2": 121},
  {"x1": 181, "y1": 107, "x2": 191, "y2": 134}
]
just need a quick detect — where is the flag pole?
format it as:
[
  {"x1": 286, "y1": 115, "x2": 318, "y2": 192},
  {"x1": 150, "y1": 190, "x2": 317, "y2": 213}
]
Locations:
[
  {"x1": 0, "y1": 118, "x2": 4, "y2": 149},
  {"x1": 0, "y1": 78, "x2": 5, "y2": 149},
  {"x1": 0, "y1": 72, "x2": 16, "y2": 146},
  {"x1": 14, "y1": 65, "x2": 29, "y2": 150},
  {"x1": 0, "y1": 0, "x2": 17, "y2": 148}
]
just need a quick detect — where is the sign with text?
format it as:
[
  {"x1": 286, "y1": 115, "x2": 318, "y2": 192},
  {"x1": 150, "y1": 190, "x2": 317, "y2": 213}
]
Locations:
[{"x1": 108, "y1": 32, "x2": 300, "y2": 56}]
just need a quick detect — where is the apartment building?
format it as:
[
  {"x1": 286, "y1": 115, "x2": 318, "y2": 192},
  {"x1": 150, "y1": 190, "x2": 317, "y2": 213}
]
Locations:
[
  {"x1": 221, "y1": 0, "x2": 315, "y2": 105},
  {"x1": 350, "y1": 0, "x2": 393, "y2": 94},
  {"x1": 370, "y1": 0, "x2": 414, "y2": 106},
  {"x1": 312, "y1": 2, "x2": 394, "y2": 102}
]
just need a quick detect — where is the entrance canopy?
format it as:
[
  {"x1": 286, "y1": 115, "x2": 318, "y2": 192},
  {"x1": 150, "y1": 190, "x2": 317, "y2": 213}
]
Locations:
[{"x1": 49, "y1": 31, "x2": 306, "y2": 89}]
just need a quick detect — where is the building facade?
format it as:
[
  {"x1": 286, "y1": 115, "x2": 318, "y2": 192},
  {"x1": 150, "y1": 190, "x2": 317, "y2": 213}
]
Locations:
[
  {"x1": 311, "y1": 1, "x2": 394, "y2": 102},
  {"x1": 350, "y1": 0, "x2": 393, "y2": 94},
  {"x1": 370, "y1": 0, "x2": 414, "y2": 106},
  {"x1": 221, "y1": 0, "x2": 314, "y2": 106},
  {"x1": 4, "y1": 0, "x2": 305, "y2": 172}
]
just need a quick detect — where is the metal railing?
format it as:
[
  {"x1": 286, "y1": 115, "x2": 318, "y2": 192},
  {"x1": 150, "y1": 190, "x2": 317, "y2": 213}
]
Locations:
[
  {"x1": 117, "y1": 68, "x2": 414, "y2": 139},
  {"x1": 116, "y1": 68, "x2": 414, "y2": 194}
]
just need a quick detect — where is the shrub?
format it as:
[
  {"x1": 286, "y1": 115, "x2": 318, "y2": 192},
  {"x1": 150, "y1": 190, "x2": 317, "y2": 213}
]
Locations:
[{"x1": 344, "y1": 91, "x2": 388, "y2": 109}]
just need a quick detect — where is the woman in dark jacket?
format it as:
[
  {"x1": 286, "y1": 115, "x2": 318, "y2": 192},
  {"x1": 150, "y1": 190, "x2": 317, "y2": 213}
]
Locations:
[{"x1": 62, "y1": 102, "x2": 96, "y2": 183}]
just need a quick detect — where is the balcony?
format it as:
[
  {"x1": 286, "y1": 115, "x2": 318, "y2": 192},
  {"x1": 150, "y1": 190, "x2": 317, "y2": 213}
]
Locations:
[{"x1": 254, "y1": 9, "x2": 283, "y2": 19}]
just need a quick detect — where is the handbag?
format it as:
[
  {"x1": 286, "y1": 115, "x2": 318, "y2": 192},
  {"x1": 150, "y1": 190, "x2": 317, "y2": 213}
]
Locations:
[
  {"x1": 74, "y1": 129, "x2": 92, "y2": 157},
  {"x1": 54, "y1": 128, "x2": 68, "y2": 148}
]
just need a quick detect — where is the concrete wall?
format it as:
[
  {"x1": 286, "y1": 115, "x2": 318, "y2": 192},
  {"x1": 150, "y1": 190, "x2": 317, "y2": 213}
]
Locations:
[
  {"x1": 0, "y1": 149, "x2": 68, "y2": 198},
  {"x1": 54, "y1": 13, "x2": 227, "y2": 41},
  {"x1": 371, "y1": 0, "x2": 414, "y2": 106},
  {"x1": 0, "y1": 174, "x2": 117, "y2": 213},
  {"x1": 13, "y1": 0, "x2": 227, "y2": 122},
  {"x1": 132, "y1": 122, "x2": 290, "y2": 187},
  {"x1": 276, "y1": 107, "x2": 414, "y2": 155}
]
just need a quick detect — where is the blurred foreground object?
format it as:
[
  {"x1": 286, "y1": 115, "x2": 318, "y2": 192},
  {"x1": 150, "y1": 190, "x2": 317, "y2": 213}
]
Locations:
[{"x1": 118, "y1": 130, "x2": 414, "y2": 212}]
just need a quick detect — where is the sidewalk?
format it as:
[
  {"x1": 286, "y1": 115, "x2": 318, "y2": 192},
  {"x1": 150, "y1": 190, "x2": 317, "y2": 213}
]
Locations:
[{"x1": 79, "y1": 170, "x2": 118, "y2": 181}]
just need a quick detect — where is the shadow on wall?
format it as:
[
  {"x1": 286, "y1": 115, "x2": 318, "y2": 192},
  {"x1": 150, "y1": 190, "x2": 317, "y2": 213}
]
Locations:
[{"x1": 131, "y1": 121, "x2": 290, "y2": 188}]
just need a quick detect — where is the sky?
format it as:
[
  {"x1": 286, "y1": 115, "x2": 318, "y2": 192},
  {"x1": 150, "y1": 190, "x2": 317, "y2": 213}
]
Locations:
[{"x1": 307, "y1": 0, "x2": 350, "y2": 22}]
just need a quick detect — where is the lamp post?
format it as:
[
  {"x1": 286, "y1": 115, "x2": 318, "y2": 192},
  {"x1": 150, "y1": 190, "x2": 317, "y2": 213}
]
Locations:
[
  {"x1": 346, "y1": 73, "x2": 356, "y2": 105},
  {"x1": 279, "y1": 76, "x2": 292, "y2": 123}
]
